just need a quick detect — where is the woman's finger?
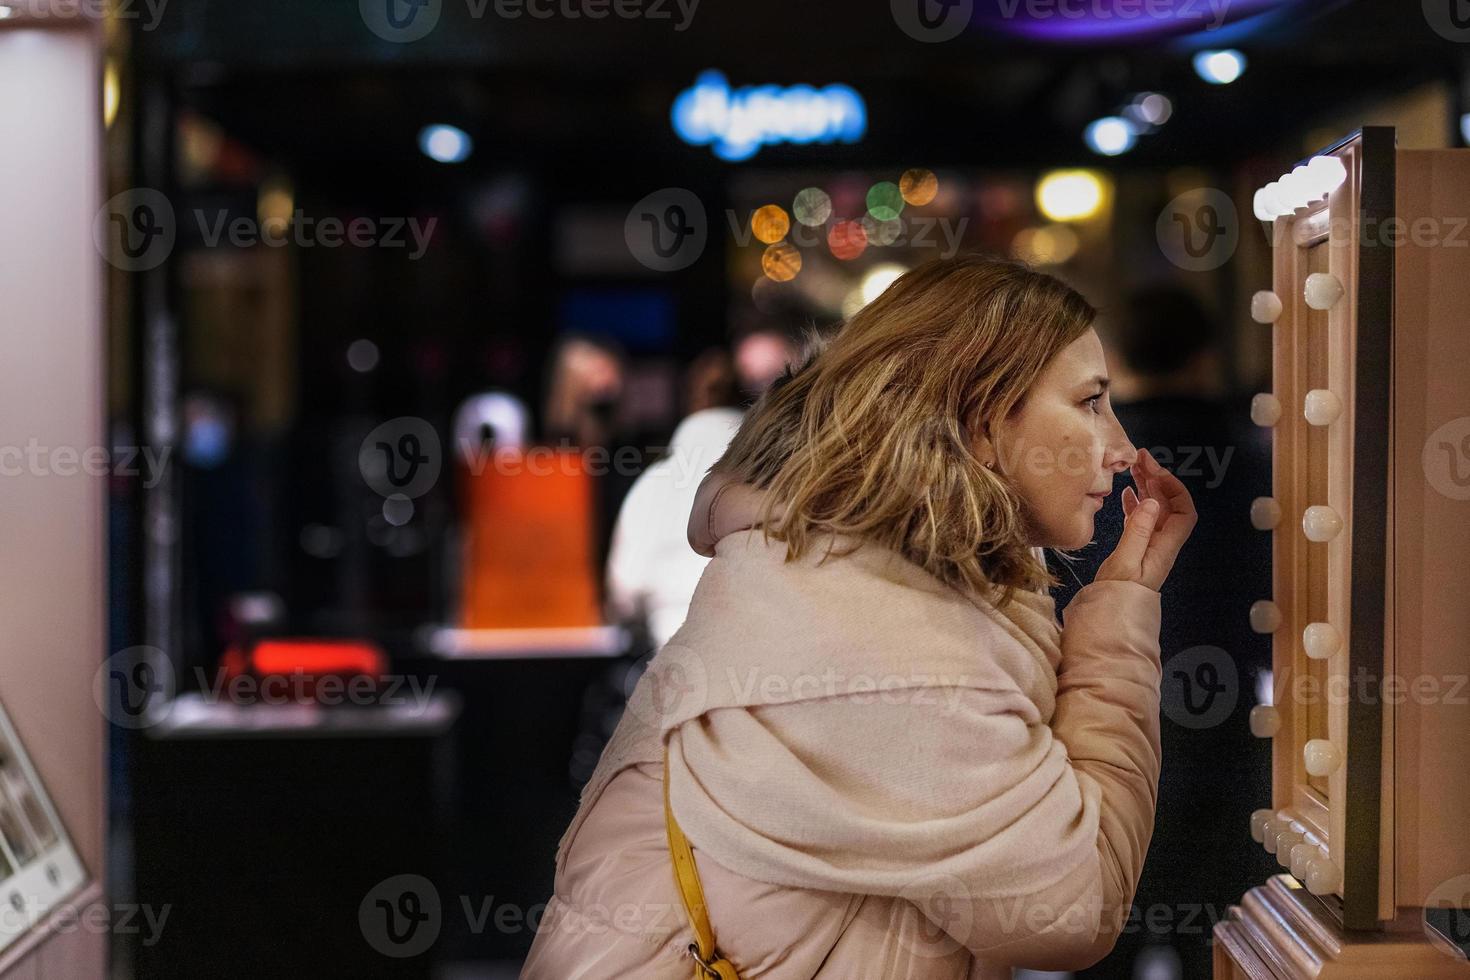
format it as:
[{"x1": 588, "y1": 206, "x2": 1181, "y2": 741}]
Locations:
[
  {"x1": 1141, "y1": 465, "x2": 1198, "y2": 560},
  {"x1": 1142, "y1": 457, "x2": 1198, "y2": 527},
  {"x1": 1109, "y1": 496, "x2": 1160, "y2": 574}
]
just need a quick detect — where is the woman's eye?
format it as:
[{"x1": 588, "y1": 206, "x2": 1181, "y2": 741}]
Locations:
[{"x1": 1084, "y1": 394, "x2": 1103, "y2": 413}]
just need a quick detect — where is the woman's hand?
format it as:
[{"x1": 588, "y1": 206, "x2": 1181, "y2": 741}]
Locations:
[
  {"x1": 688, "y1": 469, "x2": 777, "y2": 557},
  {"x1": 1094, "y1": 448, "x2": 1197, "y2": 592}
]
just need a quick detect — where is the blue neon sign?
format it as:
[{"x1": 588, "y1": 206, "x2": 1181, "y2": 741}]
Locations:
[{"x1": 671, "y1": 70, "x2": 867, "y2": 162}]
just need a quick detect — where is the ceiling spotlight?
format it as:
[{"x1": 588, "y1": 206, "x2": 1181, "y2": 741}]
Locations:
[
  {"x1": 1084, "y1": 116, "x2": 1136, "y2": 157},
  {"x1": 1125, "y1": 92, "x2": 1173, "y2": 130},
  {"x1": 418, "y1": 124, "x2": 472, "y2": 164},
  {"x1": 1036, "y1": 169, "x2": 1106, "y2": 222},
  {"x1": 1193, "y1": 49, "x2": 1247, "y2": 85}
]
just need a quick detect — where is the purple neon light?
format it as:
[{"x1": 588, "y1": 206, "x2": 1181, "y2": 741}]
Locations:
[{"x1": 970, "y1": 0, "x2": 1295, "y2": 42}]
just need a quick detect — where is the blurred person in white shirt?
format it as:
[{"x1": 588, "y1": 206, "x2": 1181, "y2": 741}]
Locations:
[{"x1": 604, "y1": 407, "x2": 743, "y2": 649}]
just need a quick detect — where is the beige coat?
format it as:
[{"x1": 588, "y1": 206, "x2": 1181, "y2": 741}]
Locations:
[{"x1": 523, "y1": 517, "x2": 1162, "y2": 979}]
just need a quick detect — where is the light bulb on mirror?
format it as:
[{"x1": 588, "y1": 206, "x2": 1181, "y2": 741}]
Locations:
[
  {"x1": 1250, "y1": 290, "x2": 1283, "y2": 324},
  {"x1": 1307, "y1": 154, "x2": 1347, "y2": 195},
  {"x1": 1302, "y1": 622, "x2": 1342, "y2": 660},
  {"x1": 1302, "y1": 505, "x2": 1343, "y2": 542},
  {"x1": 1249, "y1": 600, "x2": 1282, "y2": 634},
  {"x1": 1251, "y1": 393, "x2": 1282, "y2": 427},
  {"x1": 1250, "y1": 809, "x2": 1273, "y2": 843},
  {"x1": 1276, "y1": 828, "x2": 1304, "y2": 868},
  {"x1": 1252, "y1": 187, "x2": 1274, "y2": 222},
  {"x1": 1290, "y1": 841, "x2": 1316, "y2": 879},
  {"x1": 1304, "y1": 738, "x2": 1342, "y2": 777},
  {"x1": 1249, "y1": 496, "x2": 1281, "y2": 530},
  {"x1": 1304, "y1": 388, "x2": 1342, "y2": 426},
  {"x1": 1304, "y1": 272, "x2": 1344, "y2": 310},
  {"x1": 1278, "y1": 166, "x2": 1310, "y2": 211},
  {"x1": 1249, "y1": 704, "x2": 1280, "y2": 738},
  {"x1": 1306, "y1": 855, "x2": 1342, "y2": 895},
  {"x1": 1261, "y1": 816, "x2": 1285, "y2": 849}
]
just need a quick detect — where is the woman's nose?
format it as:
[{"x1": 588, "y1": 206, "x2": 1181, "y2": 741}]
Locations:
[{"x1": 1104, "y1": 419, "x2": 1137, "y2": 473}]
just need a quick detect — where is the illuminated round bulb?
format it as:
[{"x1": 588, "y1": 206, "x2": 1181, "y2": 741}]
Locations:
[
  {"x1": 1250, "y1": 600, "x2": 1282, "y2": 634},
  {"x1": 1290, "y1": 841, "x2": 1316, "y2": 879},
  {"x1": 1292, "y1": 165, "x2": 1314, "y2": 207},
  {"x1": 761, "y1": 242, "x2": 801, "y2": 282},
  {"x1": 1302, "y1": 622, "x2": 1342, "y2": 660},
  {"x1": 1250, "y1": 496, "x2": 1281, "y2": 530},
  {"x1": 1262, "y1": 817, "x2": 1284, "y2": 853},
  {"x1": 751, "y1": 205, "x2": 790, "y2": 244},
  {"x1": 1250, "y1": 290, "x2": 1283, "y2": 324},
  {"x1": 1276, "y1": 171, "x2": 1305, "y2": 212},
  {"x1": 1250, "y1": 809, "x2": 1273, "y2": 843},
  {"x1": 1249, "y1": 704, "x2": 1280, "y2": 738},
  {"x1": 792, "y1": 187, "x2": 832, "y2": 227},
  {"x1": 1253, "y1": 188, "x2": 1275, "y2": 222},
  {"x1": 1307, "y1": 155, "x2": 1347, "y2": 195},
  {"x1": 1135, "y1": 92, "x2": 1172, "y2": 125},
  {"x1": 1260, "y1": 181, "x2": 1288, "y2": 218},
  {"x1": 1306, "y1": 856, "x2": 1342, "y2": 895},
  {"x1": 418, "y1": 124, "x2": 472, "y2": 164},
  {"x1": 1304, "y1": 738, "x2": 1341, "y2": 777},
  {"x1": 1276, "y1": 828, "x2": 1304, "y2": 867},
  {"x1": 1250, "y1": 393, "x2": 1282, "y2": 427},
  {"x1": 1303, "y1": 389, "x2": 1342, "y2": 426},
  {"x1": 1302, "y1": 505, "x2": 1343, "y2": 542},
  {"x1": 1194, "y1": 49, "x2": 1246, "y2": 85},
  {"x1": 1036, "y1": 170, "x2": 1105, "y2": 222},
  {"x1": 1085, "y1": 116, "x2": 1136, "y2": 157},
  {"x1": 899, "y1": 168, "x2": 939, "y2": 207},
  {"x1": 1304, "y1": 273, "x2": 1344, "y2": 310},
  {"x1": 1278, "y1": 166, "x2": 1309, "y2": 212}
]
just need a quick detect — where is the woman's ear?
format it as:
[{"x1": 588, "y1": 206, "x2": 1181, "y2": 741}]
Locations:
[{"x1": 969, "y1": 416, "x2": 999, "y2": 471}]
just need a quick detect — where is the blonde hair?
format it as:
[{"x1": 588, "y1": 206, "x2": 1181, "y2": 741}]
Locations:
[{"x1": 716, "y1": 255, "x2": 1096, "y2": 609}]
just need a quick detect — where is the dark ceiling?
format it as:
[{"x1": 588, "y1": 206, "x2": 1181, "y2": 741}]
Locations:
[{"x1": 133, "y1": 0, "x2": 1467, "y2": 189}]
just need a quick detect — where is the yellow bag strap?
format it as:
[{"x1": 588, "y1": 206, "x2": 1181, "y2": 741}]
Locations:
[{"x1": 663, "y1": 747, "x2": 741, "y2": 980}]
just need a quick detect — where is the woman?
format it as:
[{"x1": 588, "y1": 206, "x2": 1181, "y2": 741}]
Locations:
[{"x1": 522, "y1": 257, "x2": 1196, "y2": 979}]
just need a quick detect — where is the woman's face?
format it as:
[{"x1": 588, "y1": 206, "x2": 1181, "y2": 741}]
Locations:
[{"x1": 981, "y1": 328, "x2": 1138, "y2": 550}]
